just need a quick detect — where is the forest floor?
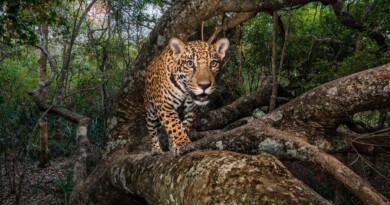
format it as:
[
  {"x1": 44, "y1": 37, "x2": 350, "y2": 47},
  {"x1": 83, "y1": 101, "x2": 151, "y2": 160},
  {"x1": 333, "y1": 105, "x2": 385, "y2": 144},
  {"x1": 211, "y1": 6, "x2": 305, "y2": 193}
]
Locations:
[{"x1": 1, "y1": 157, "x2": 73, "y2": 205}]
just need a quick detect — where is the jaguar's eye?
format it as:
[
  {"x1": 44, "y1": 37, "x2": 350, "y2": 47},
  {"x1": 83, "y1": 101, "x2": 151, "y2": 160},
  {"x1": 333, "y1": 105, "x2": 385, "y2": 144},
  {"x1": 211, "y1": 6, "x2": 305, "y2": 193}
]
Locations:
[
  {"x1": 186, "y1": 61, "x2": 194, "y2": 68},
  {"x1": 210, "y1": 60, "x2": 218, "y2": 67}
]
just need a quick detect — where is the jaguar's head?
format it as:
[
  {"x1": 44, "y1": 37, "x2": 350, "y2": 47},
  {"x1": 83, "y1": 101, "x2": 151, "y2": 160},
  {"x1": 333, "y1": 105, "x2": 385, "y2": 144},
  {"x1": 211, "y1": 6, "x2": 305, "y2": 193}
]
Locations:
[{"x1": 169, "y1": 37, "x2": 229, "y2": 105}]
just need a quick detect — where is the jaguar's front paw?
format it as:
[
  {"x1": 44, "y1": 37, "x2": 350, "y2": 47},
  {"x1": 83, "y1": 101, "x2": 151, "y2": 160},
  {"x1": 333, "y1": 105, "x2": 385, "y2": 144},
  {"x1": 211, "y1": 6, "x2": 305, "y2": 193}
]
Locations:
[{"x1": 171, "y1": 142, "x2": 195, "y2": 157}]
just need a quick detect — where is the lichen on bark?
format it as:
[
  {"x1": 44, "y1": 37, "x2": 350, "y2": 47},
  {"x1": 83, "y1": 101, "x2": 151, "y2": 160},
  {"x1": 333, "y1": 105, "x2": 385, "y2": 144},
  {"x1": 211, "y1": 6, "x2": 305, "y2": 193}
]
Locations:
[{"x1": 108, "y1": 151, "x2": 330, "y2": 205}]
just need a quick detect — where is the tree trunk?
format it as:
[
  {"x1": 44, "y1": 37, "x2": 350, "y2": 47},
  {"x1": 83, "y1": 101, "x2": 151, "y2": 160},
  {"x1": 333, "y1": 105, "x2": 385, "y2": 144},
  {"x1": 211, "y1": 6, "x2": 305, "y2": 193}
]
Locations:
[
  {"x1": 38, "y1": 24, "x2": 49, "y2": 168},
  {"x1": 269, "y1": 11, "x2": 279, "y2": 112}
]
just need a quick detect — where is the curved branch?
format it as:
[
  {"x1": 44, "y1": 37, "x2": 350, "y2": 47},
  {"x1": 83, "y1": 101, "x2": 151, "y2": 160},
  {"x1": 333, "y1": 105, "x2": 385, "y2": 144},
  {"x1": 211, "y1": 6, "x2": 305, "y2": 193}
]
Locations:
[
  {"x1": 264, "y1": 63, "x2": 390, "y2": 136},
  {"x1": 29, "y1": 90, "x2": 90, "y2": 185}
]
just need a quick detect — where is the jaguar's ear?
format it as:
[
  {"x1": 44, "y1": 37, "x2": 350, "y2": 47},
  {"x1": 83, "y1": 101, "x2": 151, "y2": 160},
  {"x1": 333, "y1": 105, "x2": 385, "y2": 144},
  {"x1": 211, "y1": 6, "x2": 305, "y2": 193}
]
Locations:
[
  {"x1": 214, "y1": 38, "x2": 229, "y2": 59},
  {"x1": 169, "y1": 37, "x2": 185, "y2": 59}
]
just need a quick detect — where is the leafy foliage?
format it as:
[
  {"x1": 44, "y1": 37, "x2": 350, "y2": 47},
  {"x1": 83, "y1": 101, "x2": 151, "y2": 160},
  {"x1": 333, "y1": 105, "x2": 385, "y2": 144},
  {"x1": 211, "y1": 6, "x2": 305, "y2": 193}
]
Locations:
[
  {"x1": 0, "y1": 0, "x2": 69, "y2": 45},
  {"x1": 56, "y1": 173, "x2": 73, "y2": 205},
  {"x1": 238, "y1": 2, "x2": 389, "y2": 94}
]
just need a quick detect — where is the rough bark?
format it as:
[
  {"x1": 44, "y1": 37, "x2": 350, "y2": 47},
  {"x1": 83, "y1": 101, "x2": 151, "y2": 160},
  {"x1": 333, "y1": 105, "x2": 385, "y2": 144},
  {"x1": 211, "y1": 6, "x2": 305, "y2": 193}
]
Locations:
[
  {"x1": 71, "y1": 150, "x2": 330, "y2": 205},
  {"x1": 264, "y1": 63, "x2": 390, "y2": 141}
]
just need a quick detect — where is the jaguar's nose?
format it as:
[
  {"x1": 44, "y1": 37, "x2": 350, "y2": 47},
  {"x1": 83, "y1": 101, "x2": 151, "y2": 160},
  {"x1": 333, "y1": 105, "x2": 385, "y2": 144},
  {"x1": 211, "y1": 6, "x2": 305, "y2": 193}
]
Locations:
[{"x1": 198, "y1": 82, "x2": 211, "y2": 90}]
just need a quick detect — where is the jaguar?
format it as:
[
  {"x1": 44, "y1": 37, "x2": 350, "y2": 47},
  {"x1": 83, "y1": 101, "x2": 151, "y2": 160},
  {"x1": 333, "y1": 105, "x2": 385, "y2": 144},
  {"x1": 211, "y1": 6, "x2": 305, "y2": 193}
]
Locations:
[{"x1": 144, "y1": 37, "x2": 229, "y2": 156}]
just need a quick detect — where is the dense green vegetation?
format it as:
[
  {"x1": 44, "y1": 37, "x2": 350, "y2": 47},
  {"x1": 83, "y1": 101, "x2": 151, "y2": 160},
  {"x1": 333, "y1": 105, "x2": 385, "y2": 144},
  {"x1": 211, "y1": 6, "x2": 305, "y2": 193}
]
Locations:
[{"x1": 0, "y1": 0, "x2": 389, "y2": 204}]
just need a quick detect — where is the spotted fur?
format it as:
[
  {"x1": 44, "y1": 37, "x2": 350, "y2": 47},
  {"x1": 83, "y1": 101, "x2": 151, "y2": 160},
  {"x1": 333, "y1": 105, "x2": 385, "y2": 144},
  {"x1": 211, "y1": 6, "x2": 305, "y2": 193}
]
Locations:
[{"x1": 144, "y1": 37, "x2": 229, "y2": 156}]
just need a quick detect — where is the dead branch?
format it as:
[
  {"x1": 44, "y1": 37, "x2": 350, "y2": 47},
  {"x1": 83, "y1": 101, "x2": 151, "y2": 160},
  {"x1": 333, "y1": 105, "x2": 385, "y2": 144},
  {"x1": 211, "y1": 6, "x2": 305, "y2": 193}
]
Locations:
[{"x1": 29, "y1": 90, "x2": 90, "y2": 185}]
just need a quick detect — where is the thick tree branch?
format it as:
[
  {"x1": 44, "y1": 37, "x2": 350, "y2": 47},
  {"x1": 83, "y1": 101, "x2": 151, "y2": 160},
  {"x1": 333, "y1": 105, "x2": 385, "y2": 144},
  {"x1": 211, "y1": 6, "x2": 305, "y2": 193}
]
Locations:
[
  {"x1": 193, "y1": 76, "x2": 293, "y2": 132},
  {"x1": 264, "y1": 63, "x2": 390, "y2": 137},
  {"x1": 71, "y1": 150, "x2": 331, "y2": 204},
  {"x1": 192, "y1": 65, "x2": 390, "y2": 204},
  {"x1": 72, "y1": 116, "x2": 389, "y2": 204},
  {"x1": 192, "y1": 120, "x2": 389, "y2": 205}
]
